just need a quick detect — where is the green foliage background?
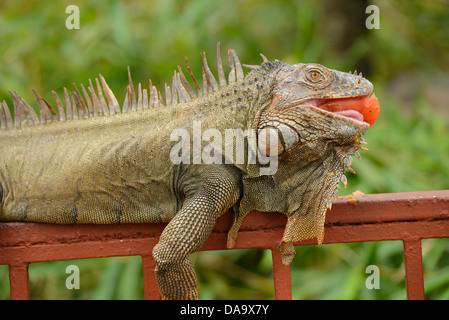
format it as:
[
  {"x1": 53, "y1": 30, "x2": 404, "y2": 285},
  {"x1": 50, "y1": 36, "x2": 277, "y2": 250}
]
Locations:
[{"x1": 0, "y1": 0, "x2": 448, "y2": 299}]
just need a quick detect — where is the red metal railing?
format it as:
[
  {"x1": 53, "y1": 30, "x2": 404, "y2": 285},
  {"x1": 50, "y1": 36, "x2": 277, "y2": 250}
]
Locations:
[{"x1": 1, "y1": 190, "x2": 449, "y2": 300}]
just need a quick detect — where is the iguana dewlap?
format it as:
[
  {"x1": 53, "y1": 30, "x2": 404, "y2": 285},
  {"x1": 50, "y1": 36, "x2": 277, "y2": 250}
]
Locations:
[{"x1": 0, "y1": 44, "x2": 379, "y2": 299}]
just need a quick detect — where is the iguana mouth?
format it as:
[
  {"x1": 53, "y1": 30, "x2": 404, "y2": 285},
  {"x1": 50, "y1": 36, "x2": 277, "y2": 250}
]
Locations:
[{"x1": 303, "y1": 93, "x2": 379, "y2": 126}]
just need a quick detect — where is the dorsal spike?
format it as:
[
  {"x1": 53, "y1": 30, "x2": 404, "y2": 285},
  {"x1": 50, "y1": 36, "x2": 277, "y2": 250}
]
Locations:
[
  {"x1": 122, "y1": 89, "x2": 129, "y2": 113},
  {"x1": 216, "y1": 42, "x2": 226, "y2": 88},
  {"x1": 126, "y1": 86, "x2": 133, "y2": 111},
  {"x1": 70, "y1": 92, "x2": 78, "y2": 120},
  {"x1": 95, "y1": 78, "x2": 109, "y2": 115},
  {"x1": 72, "y1": 83, "x2": 88, "y2": 118},
  {"x1": 150, "y1": 84, "x2": 159, "y2": 107},
  {"x1": 32, "y1": 89, "x2": 52, "y2": 123},
  {"x1": 80, "y1": 84, "x2": 93, "y2": 117},
  {"x1": 88, "y1": 79, "x2": 102, "y2": 116},
  {"x1": 18, "y1": 91, "x2": 39, "y2": 125},
  {"x1": 127, "y1": 67, "x2": 136, "y2": 110},
  {"x1": 10, "y1": 91, "x2": 29, "y2": 127},
  {"x1": 52, "y1": 90, "x2": 65, "y2": 121},
  {"x1": 9, "y1": 91, "x2": 24, "y2": 128},
  {"x1": 142, "y1": 88, "x2": 149, "y2": 109},
  {"x1": 185, "y1": 57, "x2": 202, "y2": 95},
  {"x1": 201, "y1": 52, "x2": 219, "y2": 92},
  {"x1": 42, "y1": 95, "x2": 57, "y2": 121},
  {"x1": 227, "y1": 49, "x2": 236, "y2": 84},
  {"x1": 72, "y1": 91, "x2": 83, "y2": 118},
  {"x1": 242, "y1": 64, "x2": 259, "y2": 70},
  {"x1": 228, "y1": 67, "x2": 236, "y2": 83},
  {"x1": 126, "y1": 86, "x2": 133, "y2": 112},
  {"x1": 149, "y1": 79, "x2": 154, "y2": 108},
  {"x1": 171, "y1": 73, "x2": 179, "y2": 104},
  {"x1": 158, "y1": 90, "x2": 165, "y2": 106},
  {"x1": 154, "y1": 87, "x2": 161, "y2": 107},
  {"x1": 165, "y1": 83, "x2": 172, "y2": 106},
  {"x1": 175, "y1": 71, "x2": 191, "y2": 102},
  {"x1": 229, "y1": 49, "x2": 244, "y2": 80},
  {"x1": 72, "y1": 90, "x2": 85, "y2": 119},
  {"x1": 137, "y1": 82, "x2": 143, "y2": 110},
  {"x1": 33, "y1": 89, "x2": 56, "y2": 123},
  {"x1": 260, "y1": 53, "x2": 269, "y2": 63},
  {"x1": 2, "y1": 101, "x2": 13, "y2": 129},
  {"x1": 72, "y1": 85, "x2": 88, "y2": 119},
  {"x1": 177, "y1": 65, "x2": 197, "y2": 99},
  {"x1": 0, "y1": 101, "x2": 7, "y2": 129},
  {"x1": 172, "y1": 72, "x2": 183, "y2": 103},
  {"x1": 201, "y1": 60, "x2": 209, "y2": 94},
  {"x1": 63, "y1": 88, "x2": 73, "y2": 120},
  {"x1": 99, "y1": 74, "x2": 120, "y2": 114}
]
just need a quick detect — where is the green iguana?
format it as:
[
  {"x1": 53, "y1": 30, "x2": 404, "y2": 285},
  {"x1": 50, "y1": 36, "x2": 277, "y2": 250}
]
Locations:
[{"x1": 0, "y1": 43, "x2": 379, "y2": 299}]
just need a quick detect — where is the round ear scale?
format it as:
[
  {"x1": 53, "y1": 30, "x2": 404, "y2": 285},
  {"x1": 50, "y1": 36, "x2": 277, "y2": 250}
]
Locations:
[
  {"x1": 276, "y1": 123, "x2": 300, "y2": 150},
  {"x1": 257, "y1": 124, "x2": 299, "y2": 157},
  {"x1": 258, "y1": 126, "x2": 282, "y2": 157}
]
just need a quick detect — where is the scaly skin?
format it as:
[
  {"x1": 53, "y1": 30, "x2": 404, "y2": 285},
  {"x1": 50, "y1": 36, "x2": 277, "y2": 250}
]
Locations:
[{"x1": 0, "y1": 45, "x2": 377, "y2": 299}]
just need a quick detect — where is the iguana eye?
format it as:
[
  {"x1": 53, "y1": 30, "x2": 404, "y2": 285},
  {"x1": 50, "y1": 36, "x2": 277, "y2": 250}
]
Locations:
[
  {"x1": 308, "y1": 69, "x2": 323, "y2": 82},
  {"x1": 299, "y1": 65, "x2": 333, "y2": 88},
  {"x1": 310, "y1": 71, "x2": 320, "y2": 79}
]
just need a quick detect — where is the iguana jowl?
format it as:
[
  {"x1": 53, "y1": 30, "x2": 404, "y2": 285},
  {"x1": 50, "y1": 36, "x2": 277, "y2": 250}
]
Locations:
[{"x1": 0, "y1": 44, "x2": 379, "y2": 299}]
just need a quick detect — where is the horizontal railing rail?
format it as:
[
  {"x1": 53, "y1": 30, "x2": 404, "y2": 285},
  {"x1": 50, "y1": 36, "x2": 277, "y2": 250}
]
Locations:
[{"x1": 1, "y1": 190, "x2": 448, "y2": 300}]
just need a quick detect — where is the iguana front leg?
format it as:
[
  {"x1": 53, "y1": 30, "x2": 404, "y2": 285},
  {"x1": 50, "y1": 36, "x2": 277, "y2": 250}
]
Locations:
[{"x1": 152, "y1": 166, "x2": 241, "y2": 300}]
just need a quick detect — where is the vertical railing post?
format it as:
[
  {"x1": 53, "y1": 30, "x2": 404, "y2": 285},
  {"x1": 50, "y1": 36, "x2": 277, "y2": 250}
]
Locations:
[
  {"x1": 403, "y1": 238, "x2": 425, "y2": 300},
  {"x1": 141, "y1": 254, "x2": 161, "y2": 300},
  {"x1": 271, "y1": 248, "x2": 292, "y2": 300},
  {"x1": 9, "y1": 263, "x2": 30, "y2": 300}
]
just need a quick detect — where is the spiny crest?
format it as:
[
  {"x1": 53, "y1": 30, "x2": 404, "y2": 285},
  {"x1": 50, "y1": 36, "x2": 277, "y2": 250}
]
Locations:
[{"x1": 0, "y1": 42, "x2": 257, "y2": 131}]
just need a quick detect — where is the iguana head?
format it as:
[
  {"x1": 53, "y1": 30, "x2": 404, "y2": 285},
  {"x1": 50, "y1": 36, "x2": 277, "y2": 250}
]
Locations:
[
  {"x1": 231, "y1": 60, "x2": 380, "y2": 264},
  {"x1": 253, "y1": 61, "x2": 378, "y2": 166},
  {"x1": 268, "y1": 62, "x2": 378, "y2": 125}
]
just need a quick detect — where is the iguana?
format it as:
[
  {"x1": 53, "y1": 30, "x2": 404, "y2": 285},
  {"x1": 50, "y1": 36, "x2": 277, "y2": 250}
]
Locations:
[{"x1": 0, "y1": 43, "x2": 379, "y2": 299}]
